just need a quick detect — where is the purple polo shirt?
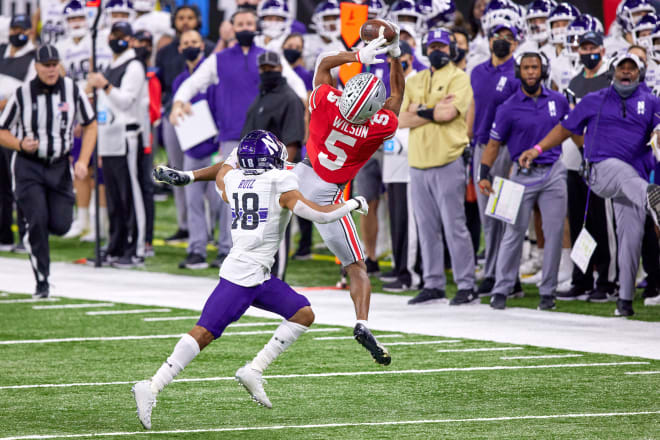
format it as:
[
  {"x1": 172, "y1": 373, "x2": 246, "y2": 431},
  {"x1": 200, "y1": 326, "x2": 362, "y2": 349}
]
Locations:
[
  {"x1": 212, "y1": 44, "x2": 265, "y2": 142},
  {"x1": 561, "y1": 85, "x2": 660, "y2": 179},
  {"x1": 293, "y1": 65, "x2": 313, "y2": 91},
  {"x1": 471, "y1": 57, "x2": 519, "y2": 145},
  {"x1": 172, "y1": 58, "x2": 219, "y2": 159},
  {"x1": 490, "y1": 86, "x2": 569, "y2": 164}
]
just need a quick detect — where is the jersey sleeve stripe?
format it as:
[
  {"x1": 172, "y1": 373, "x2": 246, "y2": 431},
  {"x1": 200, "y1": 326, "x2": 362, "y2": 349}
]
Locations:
[{"x1": 309, "y1": 85, "x2": 322, "y2": 112}]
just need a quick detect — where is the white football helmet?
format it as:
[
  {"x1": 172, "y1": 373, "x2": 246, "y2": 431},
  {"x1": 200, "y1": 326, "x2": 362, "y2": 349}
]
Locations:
[
  {"x1": 339, "y1": 73, "x2": 387, "y2": 125},
  {"x1": 258, "y1": 0, "x2": 292, "y2": 40},
  {"x1": 104, "y1": 0, "x2": 135, "y2": 26},
  {"x1": 547, "y1": 2, "x2": 580, "y2": 45},
  {"x1": 311, "y1": 0, "x2": 341, "y2": 40},
  {"x1": 63, "y1": 0, "x2": 89, "y2": 39},
  {"x1": 133, "y1": 0, "x2": 155, "y2": 13}
]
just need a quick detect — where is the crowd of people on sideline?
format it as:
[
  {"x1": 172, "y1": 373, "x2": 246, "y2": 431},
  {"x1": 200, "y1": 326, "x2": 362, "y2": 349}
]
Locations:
[{"x1": 2, "y1": 0, "x2": 660, "y2": 318}]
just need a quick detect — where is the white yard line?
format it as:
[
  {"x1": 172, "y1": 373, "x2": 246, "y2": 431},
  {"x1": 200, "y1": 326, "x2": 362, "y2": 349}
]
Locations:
[
  {"x1": 142, "y1": 316, "x2": 198, "y2": 322},
  {"x1": 314, "y1": 334, "x2": 404, "y2": 340},
  {"x1": 0, "y1": 362, "x2": 648, "y2": 390},
  {"x1": 437, "y1": 347, "x2": 523, "y2": 353},
  {"x1": 86, "y1": 309, "x2": 171, "y2": 316},
  {"x1": 501, "y1": 354, "x2": 584, "y2": 360},
  {"x1": 624, "y1": 371, "x2": 660, "y2": 375},
  {"x1": 0, "y1": 293, "x2": 7, "y2": 296},
  {"x1": 2, "y1": 410, "x2": 660, "y2": 439},
  {"x1": 0, "y1": 298, "x2": 59, "y2": 304},
  {"x1": 387, "y1": 340, "x2": 461, "y2": 346},
  {"x1": 33, "y1": 303, "x2": 115, "y2": 310},
  {"x1": 0, "y1": 328, "x2": 341, "y2": 345}
]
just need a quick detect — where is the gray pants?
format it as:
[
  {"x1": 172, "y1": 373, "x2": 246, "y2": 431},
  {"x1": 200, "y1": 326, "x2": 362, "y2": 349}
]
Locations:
[
  {"x1": 183, "y1": 155, "x2": 220, "y2": 258},
  {"x1": 474, "y1": 143, "x2": 512, "y2": 279},
  {"x1": 591, "y1": 158, "x2": 648, "y2": 301},
  {"x1": 216, "y1": 140, "x2": 240, "y2": 256},
  {"x1": 410, "y1": 158, "x2": 476, "y2": 291},
  {"x1": 162, "y1": 117, "x2": 187, "y2": 231},
  {"x1": 492, "y1": 161, "x2": 567, "y2": 297}
]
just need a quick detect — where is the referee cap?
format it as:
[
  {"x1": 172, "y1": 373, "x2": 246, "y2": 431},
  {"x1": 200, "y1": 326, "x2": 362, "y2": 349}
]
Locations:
[
  {"x1": 36, "y1": 45, "x2": 60, "y2": 63},
  {"x1": 10, "y1": 14, "x2": 31, "y2": 30}
]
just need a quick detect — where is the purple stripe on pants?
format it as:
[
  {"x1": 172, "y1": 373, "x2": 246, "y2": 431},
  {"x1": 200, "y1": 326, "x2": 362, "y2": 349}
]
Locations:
[{"x1": 197, "y1": 276, "x2": 311, "y2": 338}]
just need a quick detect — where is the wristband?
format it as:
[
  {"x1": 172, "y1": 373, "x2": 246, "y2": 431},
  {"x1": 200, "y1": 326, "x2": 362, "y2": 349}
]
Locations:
[
  {"x1": 479, "y1": 163, "x2": 492, "y2": 182},
  {"x1": 355, "y1": 51, "x2": 361, "y2": 63},
  {"x1": 416, "y1": 108, "x2": 434, "y2": 121},
  {"x1": 184, "y1": 170, "x2": 195, "y2": 183},
  {"x1": 534, "y1": 144, "x2": 543, "y2": 155}
]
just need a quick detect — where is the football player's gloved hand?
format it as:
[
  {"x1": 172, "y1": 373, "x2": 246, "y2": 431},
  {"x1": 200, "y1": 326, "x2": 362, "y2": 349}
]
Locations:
[
  {"x1": 388, "y1": 23, "x2": 401, "y2": 58},
  {"x1": 356, "y1": 37, "x2": 389, "y2": 65},
  {"x1": 152, "y1": 165, "x2": 194, "y2": 186},
  {"x1": 350, "y1": 196, "x2": 369, "y2": 215}
]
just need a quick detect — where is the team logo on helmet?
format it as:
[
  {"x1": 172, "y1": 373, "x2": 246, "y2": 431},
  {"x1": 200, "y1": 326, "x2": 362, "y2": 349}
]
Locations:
[{"x1": 339, "y1": 73, "x2": 387, "y2": 125}]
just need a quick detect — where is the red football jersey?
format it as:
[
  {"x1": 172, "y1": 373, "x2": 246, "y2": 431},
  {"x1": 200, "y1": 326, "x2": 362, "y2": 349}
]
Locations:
[{"x1": 307, "y1": 84, "x2": 398, "y2": 184}]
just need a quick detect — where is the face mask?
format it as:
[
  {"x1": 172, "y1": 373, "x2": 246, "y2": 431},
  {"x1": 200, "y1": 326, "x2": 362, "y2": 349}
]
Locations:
[
  {"x1": 69, "y1": 26, "x2": 87, "y2": 39},
  {"x1": 613, "y1": 78, "x2": 640, "y2": 99},
  {"x1": 521, "y1": 80, "x2": 541, "y2": 95},
  {"x1": 492, "y1": 39, "x2": 511, "y2": 58},
  {"x1": 454, "y1": 48, "x2": 467, "y2": 63},
  {"x1": 261, "y1": 21, "x2": 285, "y2": 39},
  {"x1": 283, "y1": 48, "x2": 301, "y2": 64},
  {"x1": 580, "y1": 53, "x2": 601, "y2": 70},
  {"x1": 429, "y1": 50, "x2": 450, "y2": 69},
  {"x1": 401, "y1": 61, "x2": 409, "y2": 71},
  {"x1": 235, "y1": 30, "x2": 256, "y2": 47},
  {"x1": 182, "y1": 46, "x2": 201, "y2": 61},
  {"x1": 134, "y1": 46, "x2": 152, "y2": 62},
  {"x1": 260, "y1": 70, "x2": 282, "y2": 90},
  {"x1": 109, "y1": 38, "x2": 128, "y2": 54},
  {"x1": 9, "y1": 33, "x2": 28, "y2": 48}
]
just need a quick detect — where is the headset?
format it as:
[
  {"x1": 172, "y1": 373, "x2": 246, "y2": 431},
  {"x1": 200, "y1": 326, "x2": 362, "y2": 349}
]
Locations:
[
  {"x1": 514, "y1": 50, "x2": 549, "y2": 81},
  {"x1": 607, "y1": 51, "x2": 646, "y2": 82},
  {"x1": 421, "y1": 27, "x2": 457, "y2": 60},
  {"x1": 171, "y1": 4, "x2": 202, "y2": 31}
]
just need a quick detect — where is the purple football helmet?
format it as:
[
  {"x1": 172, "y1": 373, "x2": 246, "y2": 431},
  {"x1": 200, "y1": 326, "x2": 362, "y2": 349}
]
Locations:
[
  {"x1": 238, "y1": 130, "x2": 288, "y2": 174},
  {"x1": 617, "y1": 0, "x2": 655, "y2": 33},
  {"x1": 419, "y1": 0, "x2": 456, "y2": 30}
]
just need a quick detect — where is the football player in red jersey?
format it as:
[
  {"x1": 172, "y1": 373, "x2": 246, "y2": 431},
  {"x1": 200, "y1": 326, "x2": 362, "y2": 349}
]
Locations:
[{"x1": 152, "y1": 30, "x2": 404, "y2": 365}]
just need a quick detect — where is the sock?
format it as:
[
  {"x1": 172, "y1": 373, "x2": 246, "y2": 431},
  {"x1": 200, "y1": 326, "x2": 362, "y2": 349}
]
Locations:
[
  {"x1": 99, "y1": 207, "x2": 108, "y2": 237},
  {"x1": 355, "y1": 319, "x2": 368, "y2": 328},
  {"x1": 150, "y1": 334, "x2": 200, "y2": 395},
  {"x1": 78, "y1": 207, "x2": 89, "y2": 229},
  {"x1": 250, "y1": 320, "x2": 308, "y2": 373}
]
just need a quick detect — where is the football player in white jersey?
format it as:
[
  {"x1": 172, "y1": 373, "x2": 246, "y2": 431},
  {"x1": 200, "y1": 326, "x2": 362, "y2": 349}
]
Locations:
[
  {"x1": 606, "y1": 0, "x2": 654, "y2": 57},
  {"x1": 517, "y1": 0, "x2": 555, "y2": 57},
  {"x1": 550, "y1": 14, "x2": 598, "y2": 93},
  {"x1": 132, "y1": 130, "x2": 368, "y2": 430},
  {"x1": 255, "y1": 0, "x2": 294, "y2": 51},
  {"x1": 304, "y1": 0, "x2": 344, "y2": 72},
  {"x1": 132, "y1": 0, "x2": 174, "y2": 53},
  {"x1": 36, "y1": 0, "x2": 68, "y2": 45}
]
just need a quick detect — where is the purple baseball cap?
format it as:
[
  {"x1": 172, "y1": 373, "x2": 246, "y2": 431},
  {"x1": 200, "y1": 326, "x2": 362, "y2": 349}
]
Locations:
[
  {"x1": 426, "y1": 28, "x2": 452, "y2": 46},
  {"x1": 489, "y1": 24, "x2": 518, "y2": 39}
]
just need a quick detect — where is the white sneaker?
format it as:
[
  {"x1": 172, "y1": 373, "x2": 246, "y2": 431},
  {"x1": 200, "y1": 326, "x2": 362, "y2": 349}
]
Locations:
[
  {"x1": 63, "y1": 220, "x2": 85, "y2": 239},
  {"x1": 644, "y1": 294, "x2": 660, "y2": 306},
  {"x1": 556, "y1": 279, "x2": 572, "y2": 293},
  {"x1": 519, "y1": 258, "x2": 541, "y2": 276},
  {"x1": 132, "y1": 380, "x2": 157, "y2": 430},
  {"x1": 235, "y1": 363, "x2": 272, "y2": 409},
  {"x1": 521, "y1": 270, "x2": 543, "y2": 285}
]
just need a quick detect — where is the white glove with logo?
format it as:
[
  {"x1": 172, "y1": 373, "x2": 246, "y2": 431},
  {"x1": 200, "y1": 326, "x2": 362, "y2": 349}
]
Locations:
[
  {"x1": 153, "y1": 165, "x2": 194, "y2": 186},
  {"x1": 388, "y1": 23, "x2": 401, "y2": 58},
  {"x1": 356, "y1": 37, "x2": 389, "y2": 65},
  {"x1": 350, "y1": 196, "x2": 369, "y2": 215}
]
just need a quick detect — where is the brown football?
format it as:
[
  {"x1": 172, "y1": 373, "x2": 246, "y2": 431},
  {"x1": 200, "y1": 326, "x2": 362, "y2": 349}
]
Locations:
[{"x1": 360, "y1": 19, "x2": 396, "y2": 44}]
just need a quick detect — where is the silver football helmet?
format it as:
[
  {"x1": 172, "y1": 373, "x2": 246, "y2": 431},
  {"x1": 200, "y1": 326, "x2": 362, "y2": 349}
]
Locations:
[{"x1": 339, "y1": 73, "x2": 387, "y2": 125}]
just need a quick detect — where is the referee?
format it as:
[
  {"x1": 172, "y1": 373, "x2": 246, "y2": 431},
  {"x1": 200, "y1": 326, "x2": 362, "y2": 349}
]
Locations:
[{"x1": 0, "y1": 45, "x2": 97, "y2": 298}]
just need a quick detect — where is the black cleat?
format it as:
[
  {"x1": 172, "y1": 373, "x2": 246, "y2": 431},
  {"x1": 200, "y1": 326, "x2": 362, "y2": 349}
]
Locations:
[
  {"x1": 382, "y1": 279, "x2": 412, "y2": 293},
  {"x1": 537, "y1": 295, "x2": 556, "y2": 310},
  {"x1": 509, "y1": 278, "x2": 524, "y2": 299},
  {"x1": 450, "y1": 289, "x2": 479, "y2": 305},
  {"x1": 557, "y1": 285, "x2": 590, "y2": 301},
  {"x1": 490, "y1": 293, "x2": 507, "y2": 310},
  {"x1": 615, "y1": 299, "x2": 634, "y2": 317},
  {"x1": 354, "y1": 323, "x2": 391, "y2": 365},
  {"x1": 164, "y1": 228, "x2": 189, "y2": 244},
  {"x1": 407, "y1": 288, "x2": 445, "y2": 305},
  {"x1": 365, "y1": 258, "x2": 380, "y2": 276},
  {"x1": 588, "y1": 287, "x2": 616, "y2": 303},
  {"x1": 33, "y1": 280, "x2": 49, "y2": 299},
  {"x1": 379, "y1": 270, "x2": 398, "y2": 283},
  {"x1": 477, "y1": 277, "x2": 495, "y2": 297},
  {"x1": 210, "y1": 254, "x2": 227, "y2": 269}
]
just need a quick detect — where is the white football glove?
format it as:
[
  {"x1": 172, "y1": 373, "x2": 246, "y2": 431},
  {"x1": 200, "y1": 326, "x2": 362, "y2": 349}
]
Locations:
[
  {"x1": 152, "y1": 165, "x2": 194, "y2": 186},
  {"x1": 356, "y1": 37, "x2": 389, "y2": 65},
  {"x1": 350, "y1": 196, "x2": 369, "y2": 216},
  {"x1": 388, "y1": 22, "x2": 401, "y2": 58}
]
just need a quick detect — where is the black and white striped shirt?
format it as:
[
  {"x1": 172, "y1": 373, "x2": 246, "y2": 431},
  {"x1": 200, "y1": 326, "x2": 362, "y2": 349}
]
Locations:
[{"x1": 0, "y1": 75, "x2": 95, "y2": 161}]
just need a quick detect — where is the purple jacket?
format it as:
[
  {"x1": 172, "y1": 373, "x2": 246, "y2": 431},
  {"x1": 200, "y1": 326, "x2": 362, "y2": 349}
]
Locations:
[
  {"x1": 212, "y1": 44, "x2": 265, "y2": 142},
  {"x1": 172, "y1": 58, "x2": 219, "y2": 159}
]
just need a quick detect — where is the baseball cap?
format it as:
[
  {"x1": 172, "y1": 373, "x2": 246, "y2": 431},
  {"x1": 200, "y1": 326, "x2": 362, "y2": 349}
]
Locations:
[
  {"x1": 258, "y1": 51, "x2": 281, "y2": 67},
  {"x1": 10, "y1": 14, "x2": 31, "y2": 30},
  {"x1": 111, "y1": 21, "x2": 133, "y2": 37},
  {"x1": 35, "y1": 45, "x2": 60, "y2": 63},
  {"x1": 614, "y1": 52, "x2": 645, "y2": 71},
  {"x1": 579, "y1": 31, "x2": 603, "y2": 47},
  {"x1": 133, "y1": 30, "x2": 153, "y2": 44},
  {"x1": 489, "y1": 24, "x2": 518, "y2": 39},
  {"x1": 426, "y1": 28, "x2": 452, "y2": 46}
]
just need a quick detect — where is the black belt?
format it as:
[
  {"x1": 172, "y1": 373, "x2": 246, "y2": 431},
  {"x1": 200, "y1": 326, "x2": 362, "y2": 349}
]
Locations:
[
  {"x1": 126, "y1": 123, "x2": 140, "y2": 131},
  {"x1": 18, "y1": 152, "x2": 69, "y2": 167}
]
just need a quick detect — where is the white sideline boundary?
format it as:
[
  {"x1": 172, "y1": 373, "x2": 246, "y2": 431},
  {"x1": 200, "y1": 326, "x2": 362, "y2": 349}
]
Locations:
[
  {"x1": 1, "y1": 257, "x2": 660, "y2": 359},
  {"x1": 0, "y1": 328, "x2": 341, "y2": 345},
  {"x1": 437, "y1": 347, "x2": 523, "y2": 353},
  {"x1": 2, "y1": 410, "x2": 659, "y2": 440},
  {"x1": 314, "y1": 334, "x2": 404, "y2": 340},
  {"x1": 625, "y1": 371, "x2": 660, "y2": 375},
  {"x1": 0, "y1": 298, "x2": 59, "y2": 304},
  {"x1": 501, "y1": 354, "x2": 584, "y2": 360},
  {"x1": 86, "y1": 309, "x2": 171, "y2": 316},
  {"x1": 0, "y1": 362, "x2": 648, "y2": 390},
  {"x1": 33, "y1": 303, "x2": 115, "y2": 310}
]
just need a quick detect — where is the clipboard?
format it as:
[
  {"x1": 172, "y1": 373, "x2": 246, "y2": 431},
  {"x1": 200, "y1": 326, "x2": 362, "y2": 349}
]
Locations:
[
  {"x1": 173, "y1": 100, "x2": 218, "y2": 151},
  {"x1": 485, "y1": 176, "x2": 525, "y2": 225}
]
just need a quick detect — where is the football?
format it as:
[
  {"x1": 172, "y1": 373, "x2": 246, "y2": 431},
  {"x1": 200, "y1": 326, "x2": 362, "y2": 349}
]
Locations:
[{"x1": 360, "y1": 19, "x2": 396, "y2": 44}]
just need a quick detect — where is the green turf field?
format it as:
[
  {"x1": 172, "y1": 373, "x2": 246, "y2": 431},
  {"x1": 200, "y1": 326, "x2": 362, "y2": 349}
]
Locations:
[{"x1": 0, "y1": 292, "x2": 658, "y2": 439}]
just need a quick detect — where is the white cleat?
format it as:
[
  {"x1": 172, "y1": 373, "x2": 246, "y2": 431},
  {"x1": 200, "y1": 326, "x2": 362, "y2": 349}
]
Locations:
[
  {"x1": 63, "y1": 221, "x2": 85, "y2": 239},
  {"x1": 132, "y1": 380, "x2": 157, "y2": 430},
  {"x1": 235, "y1": 363, "x2": 272, "y2": 409},
  {"x1": 645, "y1": 294, "x2": 660, "y2": 306}
]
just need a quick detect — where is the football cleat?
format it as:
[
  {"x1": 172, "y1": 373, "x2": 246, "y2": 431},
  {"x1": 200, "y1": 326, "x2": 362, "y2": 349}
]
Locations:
[
  {"x1": 354, "y1": 323, "x2": 391, "y2": 365},
  {"x1": 646, "y1": 184, "x2": 660, "y2": 227},
  {"x1": 235, "y1": 363, "x2": 272, "y2": 409},
  {"x1": 132, "y1": 380, "x2": 157, "y2": 430}
]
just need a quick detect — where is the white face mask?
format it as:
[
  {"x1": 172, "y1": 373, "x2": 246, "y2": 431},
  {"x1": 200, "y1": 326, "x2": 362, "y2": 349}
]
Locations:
[
  {"x1": 68, "y1": 21, "x2": 87, "y2": 39},
  {"x1": 549, "y1": 25, "x2": 567, "y2": 45},
  {"x1": 260, "y1": 20, "x2": 286, "y2": 39},
  {"x1": 639, "y1": 35, "x2": 653, "y2": 50},
  {"x1": 527, "y1": 20, "x2": 548, "y2": 43}
]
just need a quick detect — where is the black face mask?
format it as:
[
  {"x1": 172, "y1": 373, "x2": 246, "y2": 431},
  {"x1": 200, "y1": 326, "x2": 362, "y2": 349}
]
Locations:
[
  {"x1": 109, "y1": 38, "x2": 128, "y2": 54},
  {"x1": 521, "y1": 80, "x2": 542, "y2": 95},
  {"x1": 134, "y1": 46, "x2": 152, "y2": 62},
  {"x1": 260, "y1": 70, "x2": 282, "y2": 90},
  {"x1": 454, "y1": 48, "x2": 467, "y2": 63},
  {"x1": 182, "y1": 46, "x2": 201, "y2": 62},
  {"x1": 492, "y1": 39, "x2": 511, "y2": 58},
  {"x1": 429, "y1": 50, "x2": 450, "y2": 69},
  {"x1": 235, "y1": 30, "x2": 256, "y2": 47},
  {"x1": 283, "y1": 48, "x2": 301, "y2": 64},
  {"x1": 580, "y1": 53, "x2": 601, "y2": 70},
  {"x1": 9, "y1": 33, "x2": 28, "y2": 48}
]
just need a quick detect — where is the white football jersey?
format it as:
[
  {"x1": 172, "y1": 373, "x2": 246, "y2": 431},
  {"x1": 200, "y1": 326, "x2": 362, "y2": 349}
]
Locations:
[
  {"x1": 550, "y1": 51, "x2": 579, "y2": 93},
  {"x1": 646, "y1": 57, "x2": 660, "y2": 96},
  {"x1": 303, "y1": 33, "x2": 344, "y2": 72},
  {"x1": 56, "y1": 35, "x2": 112, "y2": 89},
  {"x1": 219, "y1": 168, "x2": 298, "y2": 287},
  {"x1": 604, "y1": 34, "x2": 630, "y2": 58},
  {"x1": 132, "y1": 11, "x2": 174, "y2": 49},
  {"x1": 40, "y1": 0, "x2": 68, "y2": 45}
]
